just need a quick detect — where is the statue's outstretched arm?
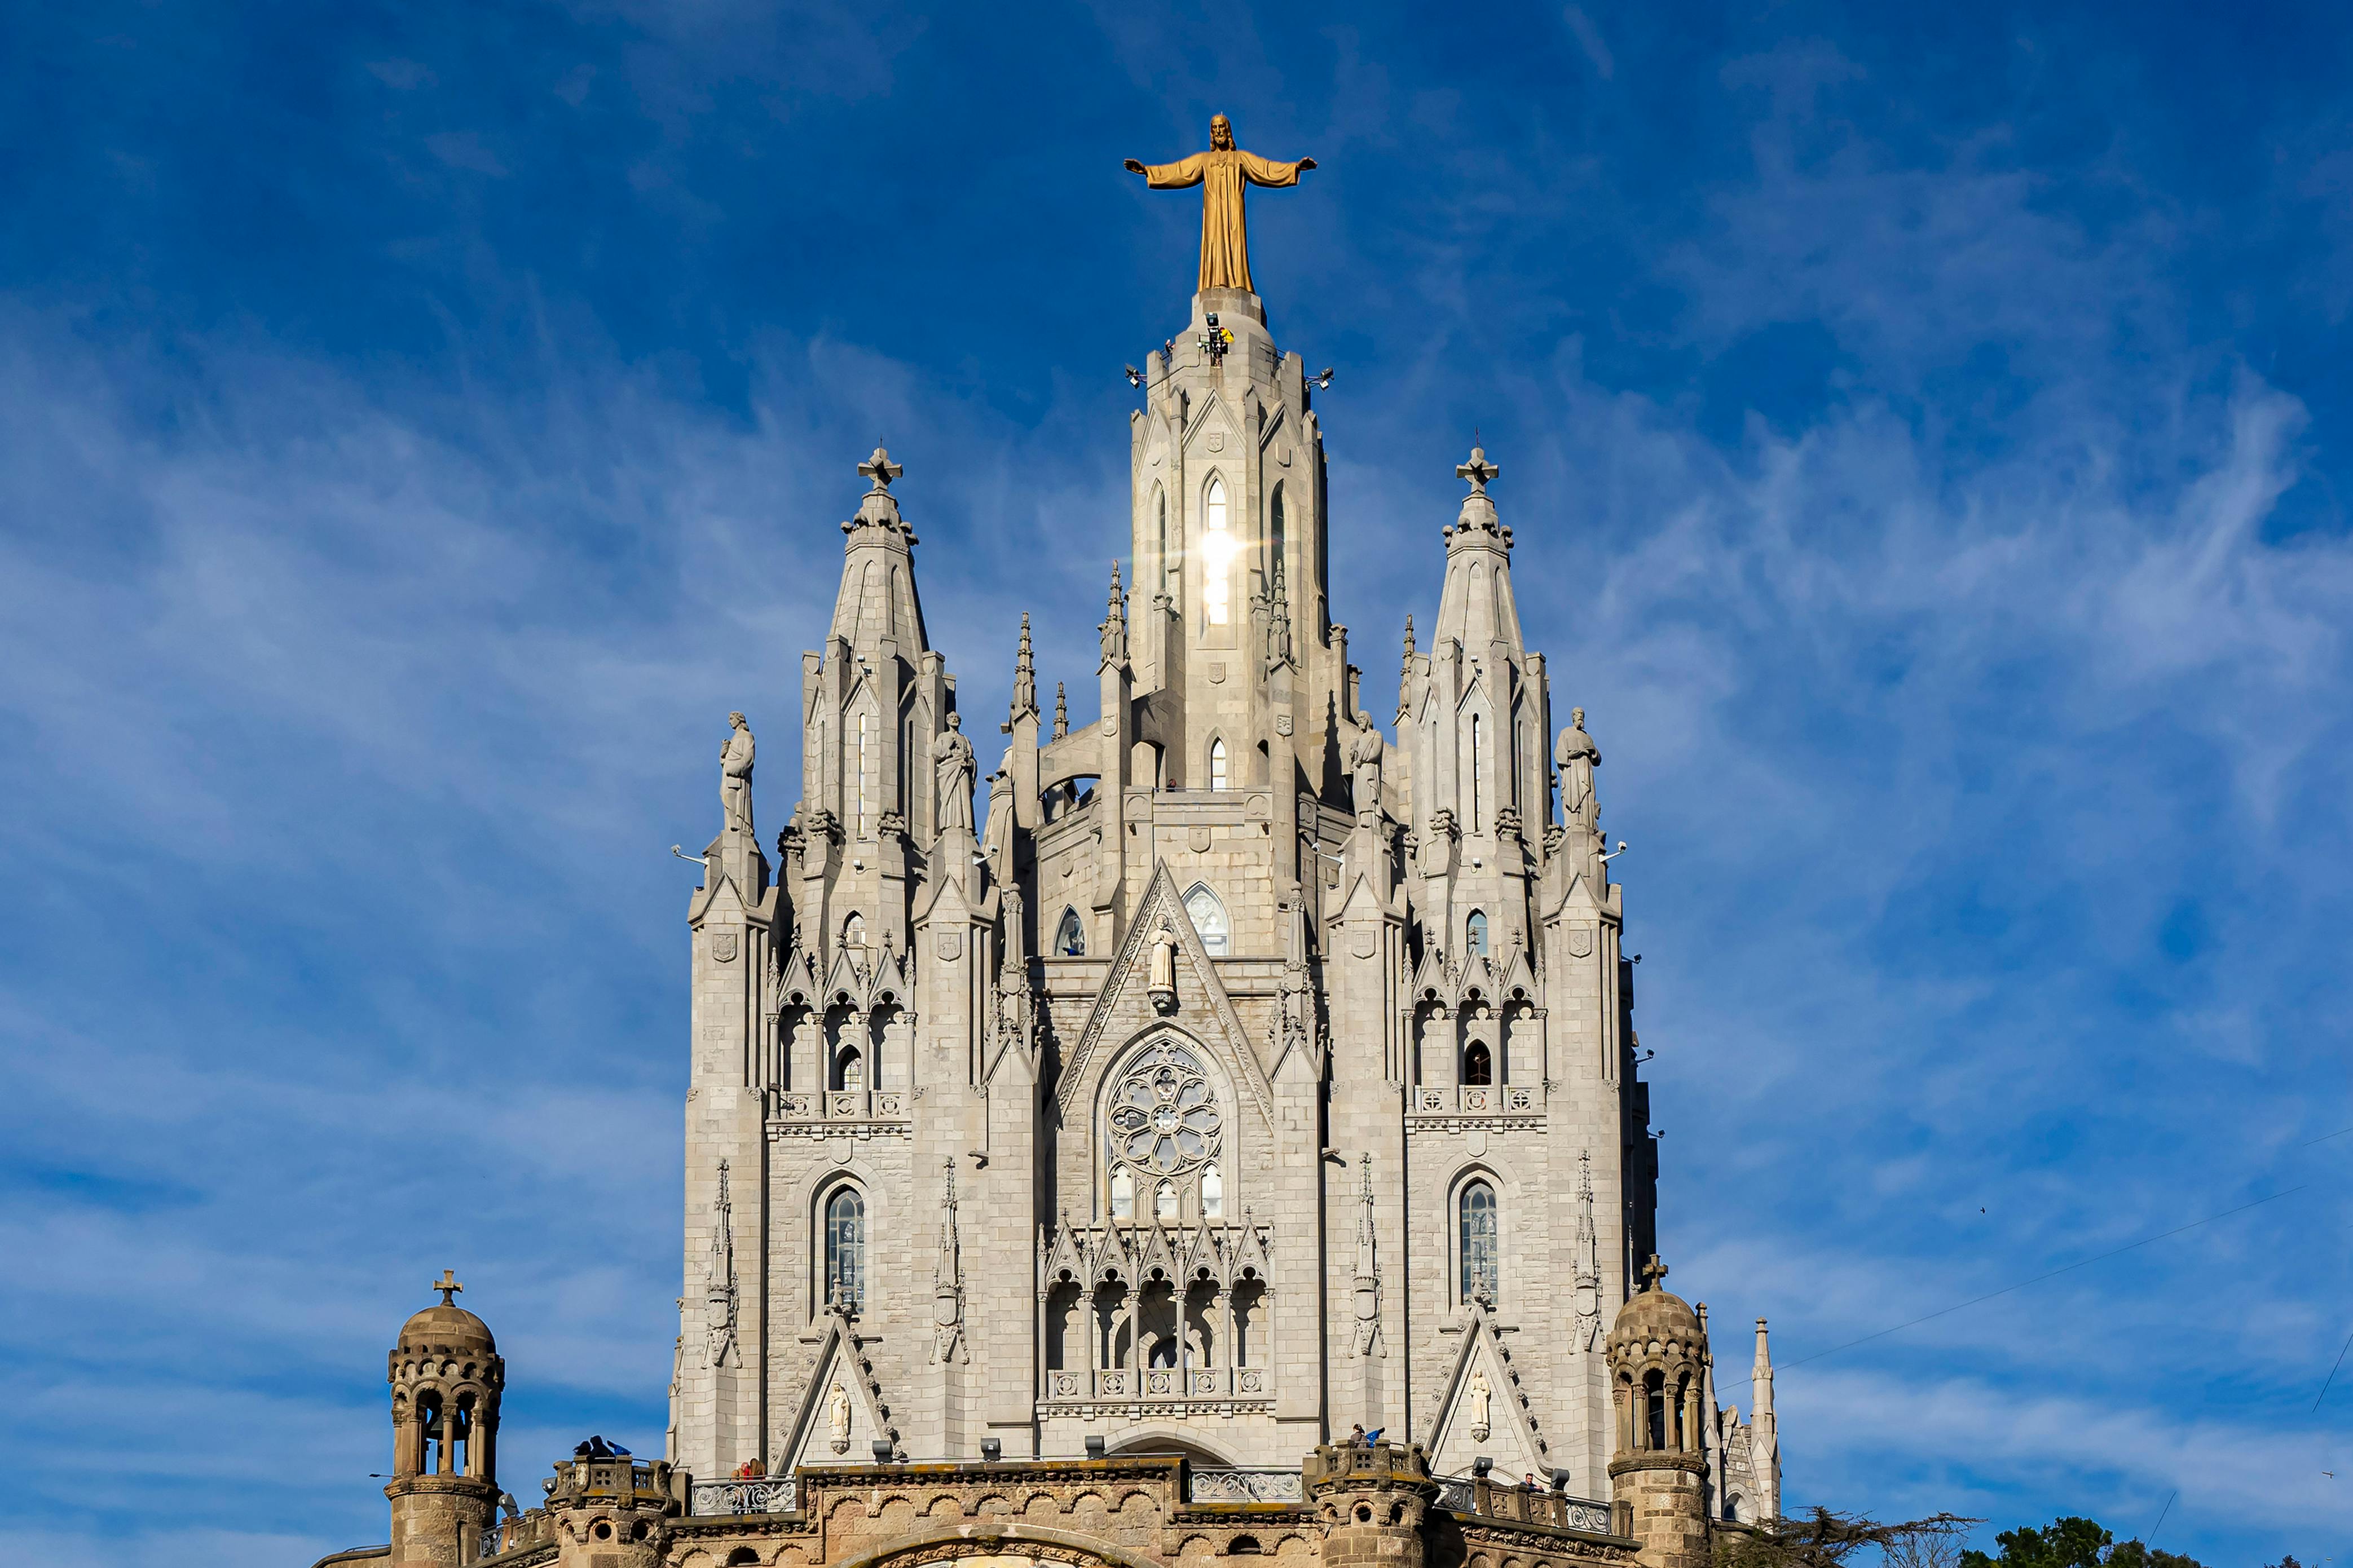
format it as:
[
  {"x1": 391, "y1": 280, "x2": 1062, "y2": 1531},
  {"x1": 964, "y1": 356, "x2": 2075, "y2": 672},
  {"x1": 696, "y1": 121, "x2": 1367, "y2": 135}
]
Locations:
[
  {"x1": 1240, "y1": 151, "x2": 1315, "y2": 187},
  {"x1": 1130, "y1": 152, "x2": 1206, "y2": 188}
]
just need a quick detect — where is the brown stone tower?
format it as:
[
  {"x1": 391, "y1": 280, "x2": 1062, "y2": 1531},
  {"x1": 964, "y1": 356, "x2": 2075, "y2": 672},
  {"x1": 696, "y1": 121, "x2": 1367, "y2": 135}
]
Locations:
[
  {"x1": 1306, "y1": 1440, "x2": 1440, "y2": 1568},
  {"x1": 386, "y1": 1271, "x2": 504, "y2": 1568},
  {"x1": 1605, "y1": 1258, "x2": 1711, "y2": 1568}
]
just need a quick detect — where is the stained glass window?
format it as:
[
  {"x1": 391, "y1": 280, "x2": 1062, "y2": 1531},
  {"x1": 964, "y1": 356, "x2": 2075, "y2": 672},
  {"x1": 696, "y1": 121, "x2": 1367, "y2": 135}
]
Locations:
[
  {"x1": 1459, "y1": 1181, "x2": 1499, "y2": 1305},
  {"x1": 826, "y1": 1186, "x2": 866, "y2": 1311}
]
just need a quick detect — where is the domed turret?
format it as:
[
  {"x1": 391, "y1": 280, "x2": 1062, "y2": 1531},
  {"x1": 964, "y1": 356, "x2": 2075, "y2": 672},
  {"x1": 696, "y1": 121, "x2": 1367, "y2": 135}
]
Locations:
[
  {"x1": 386, "y1": 1271, "x2": 504, "y2": 1568},
  {"x1": 397, "y1": 1301, "x2": 497, "y2": 1355},
  {"x1": 1605, "y1": 1257, "x2": 1712, "y2": 1568}
]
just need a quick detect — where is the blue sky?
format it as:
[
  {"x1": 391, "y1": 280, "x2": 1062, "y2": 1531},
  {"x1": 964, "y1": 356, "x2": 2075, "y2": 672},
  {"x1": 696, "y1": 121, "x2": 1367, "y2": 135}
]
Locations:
[{"x1": 3, "y1": 3, "x2": 2350, "y2": 1565}]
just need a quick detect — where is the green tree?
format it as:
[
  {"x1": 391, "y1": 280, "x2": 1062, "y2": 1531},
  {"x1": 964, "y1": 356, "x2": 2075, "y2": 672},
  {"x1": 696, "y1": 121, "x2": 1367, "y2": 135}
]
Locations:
[{"x1": 1958, "y1": 1517, "x2": 2211, "y2": 1568}]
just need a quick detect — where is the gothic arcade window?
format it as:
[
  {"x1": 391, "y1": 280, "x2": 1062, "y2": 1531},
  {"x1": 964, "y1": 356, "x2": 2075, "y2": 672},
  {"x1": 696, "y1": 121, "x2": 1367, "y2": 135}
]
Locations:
[
  {"x1": 1105, "y1": 1040, "x2": 1224, "y2": 1222},
  {"x1": 1208, "y1": 738, "x2": 1229, "y2": 791},
  {"x1": 1466, "y1": 910, "x2": 1489, "y2": 957},
  {"x1": 825, "y1": 1186, "x2": 866, "y2": 1311},
  {"x1": 1055, "y1": 908, "x2": 1086, "y2": 956},
  {"x1": 1458, "y1": 1180, "x2": 1499, "y2": 1304},
  {"x1": 1462, "y1": 1040, "x2": 1492, "y2": 1086},
  {"x1": 1183, "y1": 883, "x2": 1230, "y2": 956},
  {"x1": 1202, "y1": 475, "x2": 1233, "y2": 625},
  {"x1": 841, "y1": 912, "x2": 867, "y2": 950}
]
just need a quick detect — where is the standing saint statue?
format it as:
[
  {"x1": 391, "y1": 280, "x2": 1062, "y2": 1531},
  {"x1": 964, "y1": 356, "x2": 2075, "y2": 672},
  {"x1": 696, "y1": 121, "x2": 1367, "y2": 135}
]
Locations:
[
  {"x1": 1347, "y1": 710, "x2": 1386, "y2": 821},
  {"x1": 1125, "y1": 114, "x2": 1316, "y2": 294},
  {"x1": 720, "y1": 711, "x2": 756, "y2": 837},
  {"x1": 932, "y1": 711, "x2": 976, "y2": 833},
  {"x1": 1554, "y1": 708, "x2": 1600, "y2": 833}
]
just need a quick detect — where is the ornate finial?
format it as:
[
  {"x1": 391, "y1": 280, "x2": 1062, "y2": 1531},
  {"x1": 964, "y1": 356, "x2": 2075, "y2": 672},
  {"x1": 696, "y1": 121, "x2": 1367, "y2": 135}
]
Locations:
[
  {"x1": 1053, "y1": 682, "x2": 1069, "y2": 741},
  {"x1": 1397, "y1": 614, "x2": 1417, "y2": 719},
  {"x1": 1007, "y1": 612, "x2": 1038, "y2": 726},
  {"x1": 1099, "y1": 561, "x2": 1130, "y2": 670},
  {"x1": 858, "y1": 445, "x2": 904, "y2": 493},
  {"x1": 1638, "y1": 1253, "x2": 1669, "y2": 1291},
  {"x1": 1457, "y1": 445, "x2": 1500, "y2": 496},
  {"x1": 431, "y1": 1269, "x2": 463, "y2": 1306}
]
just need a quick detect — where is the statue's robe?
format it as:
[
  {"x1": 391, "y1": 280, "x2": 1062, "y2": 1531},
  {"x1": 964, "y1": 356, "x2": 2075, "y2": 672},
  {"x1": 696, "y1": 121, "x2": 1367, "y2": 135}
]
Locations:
[{"x1": 1139, "y1": 146, "x2": 1309, "y2": 293}]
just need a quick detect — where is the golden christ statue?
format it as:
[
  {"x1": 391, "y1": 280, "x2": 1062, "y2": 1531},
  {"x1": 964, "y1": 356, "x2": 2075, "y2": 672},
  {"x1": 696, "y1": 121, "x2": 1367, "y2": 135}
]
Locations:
[{"x1": 1125, "y1": 114, "x2": 1316, "y2": 294}]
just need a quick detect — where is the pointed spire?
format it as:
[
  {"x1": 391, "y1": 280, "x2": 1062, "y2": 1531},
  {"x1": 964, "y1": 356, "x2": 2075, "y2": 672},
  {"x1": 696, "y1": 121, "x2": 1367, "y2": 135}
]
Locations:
[
  {"x1": 1098, "y1": 559, "x2": 1129, "y2": 669},
  {"x1": 1397, "y1": 613, "x2": 1417, "y2": 721},
  {"x1": 1053, "y1": 682, "x2": 1069, "y2": 741},
  {"x1": 1007, "y1": 612, "x2": 1037, "y2": 725}
]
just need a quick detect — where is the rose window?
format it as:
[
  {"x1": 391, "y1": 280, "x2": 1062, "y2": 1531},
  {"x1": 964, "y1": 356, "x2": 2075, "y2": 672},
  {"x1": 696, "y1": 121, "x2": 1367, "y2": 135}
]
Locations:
[{"x1": 1109, "y1": 1043, "x2": 1221, "y2": 1175}]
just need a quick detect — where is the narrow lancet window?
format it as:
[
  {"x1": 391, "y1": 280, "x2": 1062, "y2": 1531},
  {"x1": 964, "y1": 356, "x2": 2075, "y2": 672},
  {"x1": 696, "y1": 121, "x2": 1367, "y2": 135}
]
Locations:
[
  {"x1": 1466, "y1": 911, "x2": 1488, "y2": 958},
  {"x1": 1056, "y1": 908, "x2": 1086, "y2": 956},
  {"x1": 1468, "y1": 713, "x2": 1484, "y2": 831},
  {"x1": 825, "y1": 1186, "x2": 866, "y2": 1311},
  {"x1": 1209, "y1": 738, "x2": 1228, "y2": 792},
  {"x1": 1202, "y1": 475, "x2": 1233, "y2": 625},
  {"x1": 1459, "y1": 1180, "x2": 1499, "y2": 1304},
  {"x1": 1201, "y1": 1162, "x2": 1223, "y2": 1218},
  {"x1": 1111, "y1": 1165, "x2": 1136, "y2": 1220},
  {"x1": 857, "y1": 709, "x2": 872, "y2": 838}
]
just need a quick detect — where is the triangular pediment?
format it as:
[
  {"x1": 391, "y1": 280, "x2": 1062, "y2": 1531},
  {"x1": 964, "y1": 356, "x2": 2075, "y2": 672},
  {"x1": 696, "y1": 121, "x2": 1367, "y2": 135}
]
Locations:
[
  {"x1": 1051, "y1": 861, "x2": 1274, "y2": 1130},
  {"x1": 779, "y1": 1310, "x2": 898, "y2": 1470},
  {"x1": 1424, "y1": 1308, "x2": 1546, "y2": 1479}
]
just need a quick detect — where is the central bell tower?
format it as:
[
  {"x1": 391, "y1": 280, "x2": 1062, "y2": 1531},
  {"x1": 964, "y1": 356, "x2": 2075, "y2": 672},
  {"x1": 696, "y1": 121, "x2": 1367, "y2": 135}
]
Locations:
[{"x1": 1127, "y1": 286, "x2": 1349, "y2": 865}]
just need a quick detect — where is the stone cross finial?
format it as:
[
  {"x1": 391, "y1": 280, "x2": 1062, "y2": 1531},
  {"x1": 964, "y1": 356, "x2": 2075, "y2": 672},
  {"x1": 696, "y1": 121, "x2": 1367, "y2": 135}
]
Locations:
[
  {"x1": 858, "y1": 444, "x2": 904, "y2": 493},
  {"x1": 432, "y1": 1269, "x2": 464, "y2": 1305},
  {"x1": 1456, "y1": 445, "x2": 1500, "y2": 496},
  {"x1": 1638, "y1": 1253, "x2": 1669, "y2": 1291}
]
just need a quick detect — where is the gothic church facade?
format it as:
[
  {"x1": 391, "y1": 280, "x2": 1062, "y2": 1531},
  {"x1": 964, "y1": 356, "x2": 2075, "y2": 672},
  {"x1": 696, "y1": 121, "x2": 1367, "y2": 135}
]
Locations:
[{"x1": 671, "y1": 276, "x2": 1781, "y2": 1523}]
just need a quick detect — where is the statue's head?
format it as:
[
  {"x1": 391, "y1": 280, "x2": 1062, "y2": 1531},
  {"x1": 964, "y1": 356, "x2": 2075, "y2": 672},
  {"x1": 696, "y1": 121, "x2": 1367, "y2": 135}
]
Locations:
[
  {"x1": 729, "y1": 710, "x2": 748, "y2": 728},
  {"x1": 1210, "y1": 114, "x2": 1233, "y2": 150},
  {"x1": 1571, "y1": 706, "x2": 1585, "y2": 727},
  {"x1": 946, "y1": 712, "x2": 962, "y2": 731}
]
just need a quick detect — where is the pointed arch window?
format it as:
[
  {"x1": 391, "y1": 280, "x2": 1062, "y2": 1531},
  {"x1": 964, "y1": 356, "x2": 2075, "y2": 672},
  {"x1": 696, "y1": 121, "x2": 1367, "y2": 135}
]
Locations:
[
  {"x1": 1155, "y1": 1178, "x2": 1179, "y2": 1221},
  {"x1": 1110, "y1": 1165, "x2": 1136, "y2": 1220},
  {"x1": 1202, "y1": 475, "x2": 1233, "y2": 625},
  {"x1": 1157, "y1": 487, "x2": 1174, "y2": 602},
  {"x1": 1466, "y1": 911, "x2": 1488, "y2": 958},
  {"x1": 1458, "y1": 1180, "x2": 1499, "y2": 1305},
  {"x1": 1201, "y1": 1162, "x2": 1223, "y2": 1218},
  {"x1": 1462, "y1": 1040, "x2": 1492, "y2": 1086},
  {"x1": 842, "y1": 912, "x2": 867, "y2": 951},
  {"x1": 1468, "y1": 712, "x2": 1484, "y2": 832},
  {"x1": 1183, "y1": 883, "x2": 1230, "y2": 956},
  {"x1": 856, "y1": 709, "x2": 873, "y2": 839},
  {"x1": 1055, "y1": 908, "x2": 1087, "y2": 956},
  {"x1": 1208, "y1": 737, "x2": 1229, "y2": 792},
  {"x1": 1270, "y1": 483, "x2": 1286, "y2": 585},
  {"x1": 825, "y1": 1186, "x2": 866, "y2": 1311}
]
